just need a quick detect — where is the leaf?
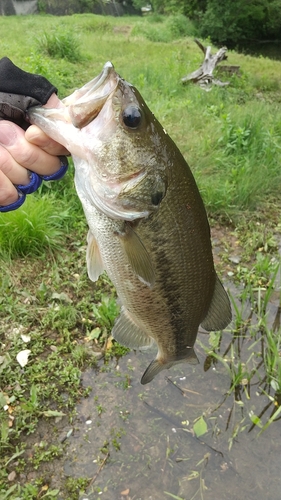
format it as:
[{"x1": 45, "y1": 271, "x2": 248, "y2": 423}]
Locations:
[
  {"x1": 193, "y1": 416, "x2": 207, "y2": 437},
  {"x1": 1, "y1": 484, "x2": 18, "y2": 499},
  {"x1": 270, "y1": 379, "x2": 279, "y2": 391},
  {"x1": 258, "y1": 405, "x2": 281, "y2": 436},
  {"x1": 88, "y1": 327, "x2": 101, "y2": 340},
  {"x1": 16, "y1": 349, "x2": 31, "y2": 368},
  {"x1": 249, "y1": 414, "x2": 263, "y2": 428},
  {"x1": 51, "y1": 292, "x2": 72, "y2": 303},
  {"x1": 42, "y1": 410, "x2": 66, "y2": 418},
  {"x1": 0, "y1": 391, "x2": 8, "y2": 407},
  {"x1": 4, "y1": 448, "x2": 25, "y2": 467},
  {"x1": 42, "y1": 490, "x2": 60, "y2": 498},
  {"x1": 105, "y1": 336, "x2": 113, "y2": 351},
  {"x1": 164, "y1": 492, "x2": 185, "y2": 500}
]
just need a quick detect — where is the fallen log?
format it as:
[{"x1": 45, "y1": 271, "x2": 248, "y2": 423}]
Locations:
[{"x1": 181, "y1": 39, "x2": 234, "y2": 90}]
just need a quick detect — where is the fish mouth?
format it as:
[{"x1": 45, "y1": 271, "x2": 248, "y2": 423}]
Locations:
[{"x1": 63, "y1": 61, "x2": 119, "y2": 128}]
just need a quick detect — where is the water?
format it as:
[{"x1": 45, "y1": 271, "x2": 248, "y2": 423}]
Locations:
[
  {"x1": 60, "y1": 320, "x2": 281, "y2": 500},
  {"x1": 238, "y1": 42, "x2": 281, "y2": 61}
]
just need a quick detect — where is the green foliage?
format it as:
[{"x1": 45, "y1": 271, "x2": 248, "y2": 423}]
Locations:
[
  {"x1": 132, "y1": 14, "x2": 196, "y2": 42},
  {"x1": 25, "y1": 52, "x2": 75, "y2": 98},
  {"x1": 35, "y1": 29, "x2": 83, "y2": 62},
  {"x1": 197, "y1": 0, "x2": 281, "y2": 47},
  {"x1": 165, "y1": 14, "x2": 196, "y2": 38},
  {"x1": 65, "y1": 477, "x2": 90, "y2": 498},
  {"x1": 265, "y1": 0, "x2": 281, "y2": 38},
  {"x1": 0, "y1": 195, "x2": 70, "y2": 258},
  {"x1": 264, "y1": 327, "x2": 281, "y2": 395},
  {"x1": 92, "y1": 294, "x2": 119, "y2": 331},
  {"x1": 194, "y1": 98, "x2": 281, "y2": 214},
  {"x1": 142, "y1": 0, "x2": 205, "y2": 16}
]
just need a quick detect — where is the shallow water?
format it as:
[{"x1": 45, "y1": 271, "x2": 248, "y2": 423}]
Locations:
[{"x1": 61, "y1": 319, "x2": 281, "y2": 500}]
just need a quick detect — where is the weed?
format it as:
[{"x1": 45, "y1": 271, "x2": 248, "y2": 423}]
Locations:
[
  {"x1": 36, "y1": 30, "x2": 82, "y2": 62},
  {"x1": 264, "y1": 327, "x2": 281, "y2": 394},
  {"x1": 32, "y1": 441, "x2": 63, "y2": 470},
  {"x1": 65, "y1": 477, "x2": 90, "y2": 499},
  {"x1": 92, "y1": 294, "x2": 119, "y2": 330},
  {"x1": 41, "y1": 303, "x2": 79, "y2": 331}
]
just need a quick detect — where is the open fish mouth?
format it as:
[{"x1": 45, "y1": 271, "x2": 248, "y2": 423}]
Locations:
[
  {"x1": 28, "y1": 62, "x2": 152, "y2": 221},
  {"x1": 63, "y1": 61, "x2": 119, "y2": 128}
]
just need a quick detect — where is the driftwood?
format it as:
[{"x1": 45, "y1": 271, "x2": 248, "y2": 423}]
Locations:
[{"x1": 181, "y1": 39, "x2": 235, "y2": 90}]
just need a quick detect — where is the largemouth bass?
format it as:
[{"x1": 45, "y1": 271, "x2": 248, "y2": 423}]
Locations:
[{"x1": 28, "y1": 62, "x2": 232, "y2": 384}]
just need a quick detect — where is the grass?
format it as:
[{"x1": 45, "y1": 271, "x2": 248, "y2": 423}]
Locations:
[
  {"x1": 0, "y1": 11, "x2": 281, "y2": 498},
  {"x1": 35, "y1": 29, "x2": 83, "y2": 62},
  {"x1": 198, "y1": 257, "x2": 281, "y2": 445},
  {"x1": 0, "y1": 194, "x2": 70, "y2": 258}
]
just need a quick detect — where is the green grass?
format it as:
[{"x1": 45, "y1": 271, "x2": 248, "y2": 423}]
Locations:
[
  {"x1": 0, "y1": 12, "x2": 281, "y2": 498},
  {"x1": 35, "y1": 29, "x2": 83, "y2": 62},
  {"x1": 0, "y1": 195, "x2": 70, "y2": 258},
  {"x1": 1, "y1": 14, "x2": 281, "y2": 216}
]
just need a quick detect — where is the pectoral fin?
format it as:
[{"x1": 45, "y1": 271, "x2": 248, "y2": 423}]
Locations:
[
  {"x1": 112, "y1": 306, "x2": 153, "y2": 349},
  {"x1": 117, "y1": 223, "x2": 155, "y2": 287},
  {"x1": 86, "y1": 230, "x2": 104, "y2": 281},
  {"x1": 201, "y1": 276, "x2": 232, "y2": 331}
]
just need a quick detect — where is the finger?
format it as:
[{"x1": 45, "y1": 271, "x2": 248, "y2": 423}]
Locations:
[
  {"x1": 0, "y1": 121, "x2": 62, "y2": 176},
  {"x1": 0, "y1": 143, "x2": 30, "y2": 185},
  {"x1": 0, "y1": 169, "x2": 19, "y2": 206},
  {"x1": 25, "y1": 124, "x2": 69, "y2": 156}
]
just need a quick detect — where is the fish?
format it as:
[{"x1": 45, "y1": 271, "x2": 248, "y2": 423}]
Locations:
[{"x1": 28, "y1": 62, "x2": 232, "y2": 384}]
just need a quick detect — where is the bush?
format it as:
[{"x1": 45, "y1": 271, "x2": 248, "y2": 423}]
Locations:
[
  {"x1": 166, "y1": 14, "x2": 196, "y2": 38},
  {"x1": 131, "y1": 14, "x2": 196, "y2": 42}
]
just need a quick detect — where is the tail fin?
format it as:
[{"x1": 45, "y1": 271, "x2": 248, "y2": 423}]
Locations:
[{"x1": 141, "y1": 348, "x2": 199, "y2": 385}]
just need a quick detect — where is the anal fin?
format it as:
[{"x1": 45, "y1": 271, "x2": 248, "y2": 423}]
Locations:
[
  {"x1": 201, "y1": 276, "x2": 232, "y2": 331},
  {"x1": 112, "y1": 306, "x2": 153, "y2": 349}
]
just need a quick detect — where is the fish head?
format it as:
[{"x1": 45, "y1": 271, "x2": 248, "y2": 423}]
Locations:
[
  {"x1": 28, "y1": 62, "x2": 169, "y2": 221},
  {"x1": 86, "y1": 72, "x2": 170, "y2": 221}
]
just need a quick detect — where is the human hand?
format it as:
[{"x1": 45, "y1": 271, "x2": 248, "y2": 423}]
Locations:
[
  {"x1": 0, "y1": 58, "x2": 70, "y2": 211},
  {"x1": 0, "y1": 94, "x2": 69, "y2": 211}
]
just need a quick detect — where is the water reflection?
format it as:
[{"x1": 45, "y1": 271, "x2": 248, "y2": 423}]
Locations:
[
  {"x1": 237, "y1": 42, "x2": 281, "y2": 61},
  {"x1": 63, "y1": 318, "x2": 281, "y2": 500}
]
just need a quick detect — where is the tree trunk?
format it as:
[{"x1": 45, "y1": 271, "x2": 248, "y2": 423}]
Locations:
[{"x1": 181, "y1": 39, "x2": 232, "y2": 90}]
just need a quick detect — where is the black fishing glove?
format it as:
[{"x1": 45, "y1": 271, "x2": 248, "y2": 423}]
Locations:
[
  {"x1": 0, "y1": 57, "x2": 68, "y2": 213},
  {"x1": 0, "y1": 57, "x2": 57, "y2": 128}
]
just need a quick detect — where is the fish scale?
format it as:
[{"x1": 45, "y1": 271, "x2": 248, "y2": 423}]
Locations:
[{"x1": 28, "y1": 62, "x2": 232, "y2": 384}]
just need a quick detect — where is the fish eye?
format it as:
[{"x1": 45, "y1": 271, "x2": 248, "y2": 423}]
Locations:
[{"x1": 122, "y1": 106, "x2": 142, "y2": 129}]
